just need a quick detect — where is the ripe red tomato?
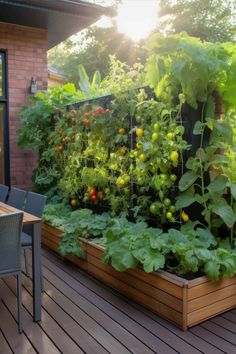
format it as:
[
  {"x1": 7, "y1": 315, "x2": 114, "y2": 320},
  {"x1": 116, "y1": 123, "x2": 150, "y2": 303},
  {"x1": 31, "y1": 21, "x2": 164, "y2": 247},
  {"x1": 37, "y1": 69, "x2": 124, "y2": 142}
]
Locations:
[
  {"x1": 90, "y1": 194, "x2": 97, "y2": 202},
  {"x1": 97, "y1": 107, "x2": 103, "y2": 114},
  {"x1": 83, "y1": 119, "x2": 91, "y2": 126},
  {"x1": 105, "y1": 108, "x2": 110, "y2": 113},
  {"x1": 89, "y1": 188, "x2": 97, "y2": 196}
]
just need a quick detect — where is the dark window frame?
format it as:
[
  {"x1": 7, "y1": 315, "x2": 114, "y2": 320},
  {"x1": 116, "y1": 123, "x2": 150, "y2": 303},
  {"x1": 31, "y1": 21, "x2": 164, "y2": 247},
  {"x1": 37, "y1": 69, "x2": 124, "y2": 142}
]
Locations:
[{"x1": 0, "y1": 50, "x2": 10, "y2": 186}]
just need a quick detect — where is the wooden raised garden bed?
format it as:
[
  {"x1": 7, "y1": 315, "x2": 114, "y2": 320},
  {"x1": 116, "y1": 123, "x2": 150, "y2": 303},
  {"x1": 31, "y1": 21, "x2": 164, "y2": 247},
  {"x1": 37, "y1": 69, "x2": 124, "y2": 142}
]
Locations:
[{"x1": 42, "y1": 222, "x2": 236, "y2": 330}]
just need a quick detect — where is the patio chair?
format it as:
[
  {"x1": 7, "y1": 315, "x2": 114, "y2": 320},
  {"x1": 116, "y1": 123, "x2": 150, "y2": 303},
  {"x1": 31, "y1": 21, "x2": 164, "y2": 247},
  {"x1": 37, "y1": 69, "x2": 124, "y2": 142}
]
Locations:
[
  {"x1": 0, "y1": 212, "x2": 24, "y2": 333},
  {"x1": 21, "y1": 192, "x2": 46, "y2": 289},
  {"x1": 7, "y1": 187, "x2": 27, "y2": 210},
  {"x1": 0, "y1": 184, "x2": 8, "y2": 202}
]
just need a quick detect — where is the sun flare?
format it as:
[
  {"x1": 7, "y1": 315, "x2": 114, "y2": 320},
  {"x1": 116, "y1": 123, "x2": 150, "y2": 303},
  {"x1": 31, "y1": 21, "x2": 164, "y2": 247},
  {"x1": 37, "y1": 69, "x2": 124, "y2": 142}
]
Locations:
[{"x1": 116, "y1": 0, "x2": 159, "y2": 42}]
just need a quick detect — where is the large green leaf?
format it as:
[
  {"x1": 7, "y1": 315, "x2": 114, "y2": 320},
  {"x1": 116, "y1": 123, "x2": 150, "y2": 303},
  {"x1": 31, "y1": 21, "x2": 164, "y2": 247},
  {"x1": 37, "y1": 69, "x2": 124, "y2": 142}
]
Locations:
[
  {"x1": 228, "y1": 183, "x2": 236, "y2": 199},
  {"x1": 91, "y1": 70, "x2": 101, "y2": 88},
  {"x1": 143, "y1": 251, "x2": 165, "y2": 273},
  {"x1": 204, "y1": 261, "x2": 220, "y2": 281},
  {"x1": 211, "y1": 200, "x2": 236, "y2": 228},
  {"x1": 207, "y1": 175, "x2": 228, "y2": 195},
  {"x1": 111, "y1": 251, "x2": 138, "y2": 272},
  {"x1": 133, "y1": 248, "x2": 165, "y2": 273},
  {"x1": 214, "y1": 120, "x2": 233, "y2": 143},
  {"x1": 176, "y1": 194, "x2": 195, "y2": 209},
  {"x1": 178, "y1": 171, "x2": 199, "y2": 191}
]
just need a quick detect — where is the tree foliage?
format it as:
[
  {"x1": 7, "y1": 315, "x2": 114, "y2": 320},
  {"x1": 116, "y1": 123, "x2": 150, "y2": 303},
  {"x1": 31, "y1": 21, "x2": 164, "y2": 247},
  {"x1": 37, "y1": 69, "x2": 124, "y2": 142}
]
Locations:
[
  {"x1": 157, "y1": 0, "x2": 236, "y2": 42},
  {"x1": 48, "y1": 25, "x2": 146, "y2": 84}
]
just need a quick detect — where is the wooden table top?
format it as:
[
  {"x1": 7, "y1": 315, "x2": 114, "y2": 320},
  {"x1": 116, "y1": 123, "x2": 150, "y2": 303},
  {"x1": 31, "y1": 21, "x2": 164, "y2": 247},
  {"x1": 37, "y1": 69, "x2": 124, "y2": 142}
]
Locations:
[{"x1": 0, "y1": 202, "x2": 41, "y2": 224}]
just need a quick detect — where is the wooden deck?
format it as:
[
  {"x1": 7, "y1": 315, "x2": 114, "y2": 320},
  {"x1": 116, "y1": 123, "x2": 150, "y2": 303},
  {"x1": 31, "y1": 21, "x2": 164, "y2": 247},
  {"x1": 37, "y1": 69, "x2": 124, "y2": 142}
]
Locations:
[{"x1": 0, "y1": 248, "x2": 236, "y2": 354}]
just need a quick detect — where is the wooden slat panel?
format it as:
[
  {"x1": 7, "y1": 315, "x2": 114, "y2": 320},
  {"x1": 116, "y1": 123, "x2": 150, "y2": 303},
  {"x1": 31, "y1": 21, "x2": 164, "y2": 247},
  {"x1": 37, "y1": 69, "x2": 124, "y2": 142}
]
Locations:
[
  {"x1": 188, "y1": 276, "x2": 236, "y2": 300},
  {"x1": 188, "y1": 294, "x2": 236, "y2": 326},
  {"x1": 86, "y1": 241, "x2": 184, "y2": 299},
  {"x1": 87, "y1": 261, "x2": 183, "y2": 327},
  {"x1": 42, "y1": 238, "x2": 60, "y2": 253},
  {"x1": 42, "y1": 224, "x2": 184, "y2": 299},
  {"x1": 189, "y1": 283, "x2": 236, "y2": 312},
  {"x1": 42, "y1": 223, "x2": 62, "y2": 238},
  {"x1": 87, "y1": 252, "x2": 183, "y2": 313}
]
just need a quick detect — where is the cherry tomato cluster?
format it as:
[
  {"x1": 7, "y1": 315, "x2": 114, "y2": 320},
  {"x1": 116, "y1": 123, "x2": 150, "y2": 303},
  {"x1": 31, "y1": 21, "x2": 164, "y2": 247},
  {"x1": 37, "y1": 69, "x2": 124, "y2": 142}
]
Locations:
[
  {"x1": 81, "y1": 106, "x2": 110, "y2": 127},
  {"x1": 84, "y1": 188, "x2": 105, "y2": 204}
]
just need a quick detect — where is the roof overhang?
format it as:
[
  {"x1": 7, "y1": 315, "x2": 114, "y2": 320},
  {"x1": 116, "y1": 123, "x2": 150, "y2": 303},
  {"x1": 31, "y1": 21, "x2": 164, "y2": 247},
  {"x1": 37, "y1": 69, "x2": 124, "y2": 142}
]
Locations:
[{"x1": 0, "y1": 0, "x2": 107, "y2": 48}]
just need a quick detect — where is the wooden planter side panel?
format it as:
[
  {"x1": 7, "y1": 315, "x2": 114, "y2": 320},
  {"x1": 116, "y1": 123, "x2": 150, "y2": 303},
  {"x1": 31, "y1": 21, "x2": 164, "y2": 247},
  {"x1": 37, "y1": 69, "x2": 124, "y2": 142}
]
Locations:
[
  {"x1": 85, "y1": 242, "x2": 184, "y2": 327},
  {"x1": 42, "y1": 223, "x2": 185, "y2": 328},
  {"x1": 187, "y1": 277, "x2": 236, "y2": 327},
  {"x1": 41, "y1": 222, "x2": 236, "y2": 330},
  {"x1": 41, "y1": 223, "x2": 88, "y2": 272}
]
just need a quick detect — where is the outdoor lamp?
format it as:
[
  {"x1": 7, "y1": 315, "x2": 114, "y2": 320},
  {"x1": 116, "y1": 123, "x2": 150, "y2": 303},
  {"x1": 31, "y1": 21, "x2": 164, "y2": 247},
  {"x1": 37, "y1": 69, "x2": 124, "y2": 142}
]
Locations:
[{"x1": 28, "y1": 77, "x2": 37, "y2": 94}]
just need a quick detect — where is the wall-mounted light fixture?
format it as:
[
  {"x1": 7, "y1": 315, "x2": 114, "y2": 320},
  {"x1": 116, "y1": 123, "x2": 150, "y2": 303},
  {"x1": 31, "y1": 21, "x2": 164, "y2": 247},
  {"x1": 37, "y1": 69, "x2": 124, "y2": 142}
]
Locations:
[{"x1": 28, "y1": 77, "x2": 37, "y2": 94}]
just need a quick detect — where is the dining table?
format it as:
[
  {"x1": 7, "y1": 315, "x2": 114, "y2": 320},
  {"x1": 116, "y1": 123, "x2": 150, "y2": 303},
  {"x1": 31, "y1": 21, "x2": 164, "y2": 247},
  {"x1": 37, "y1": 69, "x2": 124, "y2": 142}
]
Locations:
[{"x1": 0, "y1": 202, "x2": 42, "y2": 322}]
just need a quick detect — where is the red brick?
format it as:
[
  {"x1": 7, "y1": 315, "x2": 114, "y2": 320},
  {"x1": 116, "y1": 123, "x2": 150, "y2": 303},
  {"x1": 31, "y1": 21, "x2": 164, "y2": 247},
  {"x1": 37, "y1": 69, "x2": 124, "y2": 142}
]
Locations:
[{"x1": 0, "y1": 22, "x2": 48, "y2": 188}]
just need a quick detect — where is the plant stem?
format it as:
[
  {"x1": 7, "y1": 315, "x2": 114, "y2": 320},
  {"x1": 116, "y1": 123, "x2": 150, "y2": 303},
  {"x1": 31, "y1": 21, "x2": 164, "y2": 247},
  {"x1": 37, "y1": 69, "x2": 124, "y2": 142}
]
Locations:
[
  {"x1": 199, "y1": 102, "x2": 210, "y2": 228},
  {"x1": 230, "y1": 193, "x2": 234, "y2": 245}
]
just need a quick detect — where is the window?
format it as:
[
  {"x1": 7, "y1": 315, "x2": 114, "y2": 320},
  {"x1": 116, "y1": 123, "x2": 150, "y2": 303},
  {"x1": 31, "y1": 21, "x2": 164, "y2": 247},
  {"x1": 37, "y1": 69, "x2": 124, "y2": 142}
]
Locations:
[{"x1": 0, "y1": 51, "x2": 9, "y2": 185}]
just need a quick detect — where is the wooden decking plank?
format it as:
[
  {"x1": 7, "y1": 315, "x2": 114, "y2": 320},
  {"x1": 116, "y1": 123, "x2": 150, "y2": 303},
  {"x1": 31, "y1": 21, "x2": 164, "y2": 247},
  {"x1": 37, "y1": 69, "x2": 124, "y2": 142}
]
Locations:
[
  {"x1": 12, "y1": 278, "x2": 108, "y2": 354},
  {"x1": 42, "y1": 271, "x2": 152, "y2": 354},
  {"x1": 42, "y1": 253, "x2": 179, "y2": 354},
  {"x1": 124, "y1": 298, "x2": 225, "y2": 354},
  {"x1": 0, "y1": 279, "x2": 60, "y2": 354},
  {"x1": 0, "y1": 294, "x2": 36, "y2": 354},
  {"x1": 42, "y1": 278, "x2": 135, "y2": 354},
  {"x1": 42, "y1": 248, "x2": 228, "y2": 354},
  {"x1": 0, "y1": 329, "x2": 12, "y2": 354},
  {"x1": 42, "y1": 249, "x2": 202, "y2": 354},
  {"x1": 40, "y1": 254, "x2": 174, "y2": 354},
  {"x1": 201, "y1": 320, "x2": 236, "y2": 345},
  {"x1": 221, "y1": 311, "x2": 236, "y2": 323},
  {"x1": 28, "y1": 252, "x2": 157, "y2": 354},
  {"x1": 190, "y1": 325, "x2": 236, "y2": 353},
  {"x1": 5, "y1": 277, "x2": 84, "y2": 354},
  {"x1": 211, "y1": 315, "x2": 236, "y2": 334}
]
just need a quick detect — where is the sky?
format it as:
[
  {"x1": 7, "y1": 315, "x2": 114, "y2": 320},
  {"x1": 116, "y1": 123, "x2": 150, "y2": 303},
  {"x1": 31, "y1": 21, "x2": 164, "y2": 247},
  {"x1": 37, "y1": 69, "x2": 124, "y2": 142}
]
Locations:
[{"x1": 96, "y1": 0, "x2": 160, "y2": 42}]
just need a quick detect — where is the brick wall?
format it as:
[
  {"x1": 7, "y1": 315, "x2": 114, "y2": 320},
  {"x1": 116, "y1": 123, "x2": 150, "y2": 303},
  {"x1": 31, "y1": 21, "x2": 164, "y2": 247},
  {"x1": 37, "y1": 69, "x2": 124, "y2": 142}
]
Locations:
[{"x1": 0, "y1": 22, "x2": 48, "y2": 189}]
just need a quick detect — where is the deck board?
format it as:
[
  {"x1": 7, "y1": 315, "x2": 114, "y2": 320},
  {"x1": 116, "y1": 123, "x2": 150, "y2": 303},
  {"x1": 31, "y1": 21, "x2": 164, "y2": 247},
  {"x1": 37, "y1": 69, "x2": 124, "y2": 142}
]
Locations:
[{"x1": 0, "y1": 247, "x2": 236, "y2": 353}]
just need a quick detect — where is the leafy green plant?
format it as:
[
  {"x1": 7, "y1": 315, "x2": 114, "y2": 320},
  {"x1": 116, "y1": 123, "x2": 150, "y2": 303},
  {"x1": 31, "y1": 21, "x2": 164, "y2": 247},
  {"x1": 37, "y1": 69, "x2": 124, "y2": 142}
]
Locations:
[{"x1": 146, "y1": 33, "x2": 236, "y2": 110}]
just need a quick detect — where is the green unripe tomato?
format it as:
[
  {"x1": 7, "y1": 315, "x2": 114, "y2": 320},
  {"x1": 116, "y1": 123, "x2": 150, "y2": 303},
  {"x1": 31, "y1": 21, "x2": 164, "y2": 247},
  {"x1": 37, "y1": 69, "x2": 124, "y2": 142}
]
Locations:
[
  {"x1": 153, "y1": 123, "x2": 160, "y2": 131},
  {"x1": 150, "y1": 203, "x2": 159, "y2": 215},
  {"x1": 166, "y1": 212, "x2": 172, "y2": 220},
  {"x1": 170, "y1": 174, "x2": 177, "y2": 182},
  {"x1": 139, "y1": 154, "x2": 147, "y2": 162},
  {"x1": 152, "y1": 132, "x2": 159, "y2": 141},
  {"x1": 169, "y1": 205, "x2": 176, "y2": 213},
  {"x1": 167, "y1": 132, "x2": 174, "y2": 140},
  {"x1": 164, "y1": 198, "x2": 171, "y2": 207},
  {"x1": 170, "y1": 151, "x2": 179, "y2": 162}
]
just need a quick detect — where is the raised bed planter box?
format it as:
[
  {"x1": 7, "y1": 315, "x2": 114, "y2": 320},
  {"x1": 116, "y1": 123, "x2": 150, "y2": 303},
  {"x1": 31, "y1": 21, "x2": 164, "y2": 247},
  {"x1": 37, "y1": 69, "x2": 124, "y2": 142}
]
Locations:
[{"x1": 42, "y1": 222, "x2": 236, "y2": 330}]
